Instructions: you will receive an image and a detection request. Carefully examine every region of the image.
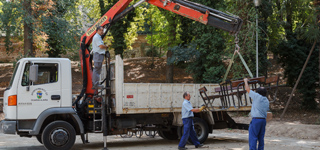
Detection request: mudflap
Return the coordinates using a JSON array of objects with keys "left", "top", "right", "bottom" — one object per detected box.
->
[{"left": 81, "top": 134, "right": 85, "bottom": 144}]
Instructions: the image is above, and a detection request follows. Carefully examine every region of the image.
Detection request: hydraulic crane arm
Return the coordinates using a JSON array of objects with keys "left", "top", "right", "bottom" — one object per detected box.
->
[
  {"left": 78, "top": 0, "right": 243, "bottom": 98},
  {"left": 148, "top": 0, "right": 242, "bottom": 34}
]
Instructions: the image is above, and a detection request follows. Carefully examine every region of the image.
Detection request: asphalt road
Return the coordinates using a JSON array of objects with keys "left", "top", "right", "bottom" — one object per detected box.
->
[{"left": 0, "top": 130, "right": 319, "bottom": 150}]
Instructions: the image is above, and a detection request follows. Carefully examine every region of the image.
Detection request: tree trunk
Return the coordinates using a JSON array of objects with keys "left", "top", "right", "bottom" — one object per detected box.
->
[
  {"left": 284, "top": 0, "right": 293, "bottom": 39},
  {"left": 23, "top": 0, "right": 33, "bottom": 57},
  {"left": 165, "top": 15, "right": 176, "bottom": 83},
  {"left": 166, "top": 50, "right": 174, "bottom": 83},
  {"left": 315, "top": 0, "right": 320, "bottom": 98}
]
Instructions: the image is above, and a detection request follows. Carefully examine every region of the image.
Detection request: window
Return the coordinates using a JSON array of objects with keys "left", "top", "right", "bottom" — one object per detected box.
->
[
  {"left": 8, "top": 62, "right": 20, "bottom": 88},
  {"left": 21, "top": 63, "right": 58, "bottom": 86}
]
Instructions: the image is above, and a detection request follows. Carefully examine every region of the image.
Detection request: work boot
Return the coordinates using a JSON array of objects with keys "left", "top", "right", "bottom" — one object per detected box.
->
[
  {"left": 178, "top": 147, "right": 187, "bottom": 150},
  {"left": 195, "top": 144, "right": 208, "bottom": 148}
]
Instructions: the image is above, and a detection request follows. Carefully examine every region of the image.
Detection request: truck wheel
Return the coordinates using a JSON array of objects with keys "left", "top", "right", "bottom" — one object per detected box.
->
[
  {"left": 178, "top": 117, "right": 209, "bottom": 144},
  {"left": 193, "top": 117, "right": 209, "bottom": 143},
  {"left": 36, "top": 135, "right": 42, "bottom": 144},
  {"left": 158, "top": 128, "right": 178, "bottom": 140},
  {"left": 42, "top": 121, "right": 76, "bottom": 150}
]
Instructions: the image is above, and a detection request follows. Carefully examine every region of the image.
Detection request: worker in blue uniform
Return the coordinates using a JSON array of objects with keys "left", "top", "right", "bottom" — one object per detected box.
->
[
  {"left": 178, "top": 92, "right": 207, "bottom": 150},
  {"left": 244, "top": 78, "right": 270, "bottom": 150}
]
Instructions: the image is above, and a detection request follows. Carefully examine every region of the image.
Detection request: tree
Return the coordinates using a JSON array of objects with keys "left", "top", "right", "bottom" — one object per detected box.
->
[
  {"left": 0, "top": 0, "right": 80, "bottom": 58},
  {"left": 257, "top": 0, "right": 273, "bottom": 77},
  {"left": 103, "top": 0, "right": 136, "bottom": 58},
  {"left": 23, "top": 0, "right": 33, "bottom": 56},
  {"left": 39, "top": 0, "right": 80, "bottom": 57},
  {"left": 168, "top": 0, "right": 227, "bottom": 83},
  {"left": 0, "top": 1, "right": 23, "bottom": 54},
  {"left": 225, "top": 0, "right": 257, "bottom": 79},
  {"left": 315, "top": 0, "right": 320, "bottom": 95},
  {"left": 271, "top": 0, "right": 319, "bottom": 109},
  {"left": 136, "top": 4, "right": 182, "bottom": 83},
  {"left": 159, "top": 10, "right": 179, "bottom": 83}
]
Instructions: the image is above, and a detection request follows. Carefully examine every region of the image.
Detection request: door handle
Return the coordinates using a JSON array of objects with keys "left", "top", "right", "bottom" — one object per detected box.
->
[{"left": 51, "top": 95, "right": 60, "bottom": 100}]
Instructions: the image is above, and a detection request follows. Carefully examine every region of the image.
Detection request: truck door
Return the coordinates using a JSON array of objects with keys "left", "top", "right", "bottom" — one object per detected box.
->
[{"left": 17, "top": 62, "right": 61, "bottom": 119}]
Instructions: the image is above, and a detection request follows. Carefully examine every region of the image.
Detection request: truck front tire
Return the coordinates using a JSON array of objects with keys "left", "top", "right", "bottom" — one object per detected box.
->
[{"left": 42, "top": 121, "right": 76, "bottom": 150}]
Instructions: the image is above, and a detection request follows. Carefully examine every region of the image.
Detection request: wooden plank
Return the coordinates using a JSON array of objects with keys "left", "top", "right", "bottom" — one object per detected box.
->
[
  {"left": 231, "top": 80, "right": 244, "bottom": 87},
  {"left": 265, "top": 76, "right": 279, "bottom": 84},
  {"left": 215, "top": 86, "right": 242, "bottom": 92}
]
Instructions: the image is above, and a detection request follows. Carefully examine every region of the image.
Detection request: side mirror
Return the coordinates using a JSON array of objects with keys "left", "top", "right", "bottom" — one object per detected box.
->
[{"left": 29, "top": 64, "right": 38, "bottom": 82}]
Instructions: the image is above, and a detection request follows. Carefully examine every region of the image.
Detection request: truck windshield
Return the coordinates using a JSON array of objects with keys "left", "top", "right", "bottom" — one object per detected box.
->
[{"left": 8, "top": 62, "right": 20, "bottom": 88}]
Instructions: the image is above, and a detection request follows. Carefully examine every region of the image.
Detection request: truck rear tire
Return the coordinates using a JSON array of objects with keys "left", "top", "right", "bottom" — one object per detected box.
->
[
  {"left": 178, "top": 117, "right": 209, "bottom": 144},
  {"left": 158, "top": 127, "right": 179, "bottom": 140},
  {"left": 42, "top": 121, "right": 76, "bottom": 150}
]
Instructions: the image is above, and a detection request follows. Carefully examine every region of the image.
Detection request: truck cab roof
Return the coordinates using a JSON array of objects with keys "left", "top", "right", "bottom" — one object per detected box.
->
[{"left": 18, "top": 58, "right": 70, "bottom": 63}]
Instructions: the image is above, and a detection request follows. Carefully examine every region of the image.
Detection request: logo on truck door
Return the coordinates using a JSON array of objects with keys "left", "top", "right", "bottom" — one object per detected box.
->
[
  {"left": 37, "top": 91, "right": 42, "bottom": 99},
  {"left": 31, "top": 88, "right": 48, "bottom": 101}
]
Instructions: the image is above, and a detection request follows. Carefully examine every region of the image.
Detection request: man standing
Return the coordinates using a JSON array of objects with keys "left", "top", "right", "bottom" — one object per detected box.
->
[
  {"left": 178, "top": 92, "right": 207, "bottom": 150},
  {"left": 244, "top": 78, "right": 269, "bottom": 150},
  {"left": 92, "top": 26, "right": 109, "bottom": 89}
]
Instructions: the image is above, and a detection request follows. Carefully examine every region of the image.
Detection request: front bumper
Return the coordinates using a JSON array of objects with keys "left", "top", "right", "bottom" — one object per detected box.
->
[{"left": 0, "top": 120, "right": 16, "bottom": 134}]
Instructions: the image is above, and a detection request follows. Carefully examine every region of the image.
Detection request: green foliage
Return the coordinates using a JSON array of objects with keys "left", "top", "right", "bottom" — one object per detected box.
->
[
  {"left": 225, "top": 0, "right": 257, "bottom": 79},
  {"left": 187, "top": 25, "right": 226, "bottom": 83},
  {"left": 167, "top": 44, "right": 199, "bottom": 64},
  {"left": 274, "top": 32, "right": 318, "bottom": 109},
  {"left": 103, "top": 0, "right": 136, "bottom": 58},
  {"left": 270, "top": 0, "right": 318, "bottom": 109},
  {"left": 0, "top": 1, "right": 23, "bottom": 53},
  {"left": 257, "top": 0, "right": 273, "bottom": 76},
  {"left": 168, "top": 0, "right": 227, "bottom": 83},
  {"left": 42, "top": 0, "right": 80, "bottom": 57},
  {"left": 145, "top": 47, "right": 159, "bottom": 57},
  {"left": 0, "top": 0, "right": 81, "bottom": 58}
]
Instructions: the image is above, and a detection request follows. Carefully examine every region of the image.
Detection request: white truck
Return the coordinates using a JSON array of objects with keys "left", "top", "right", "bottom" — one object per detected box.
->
[
  {"left": 0, "top": 55, "right": 250, "bottom": 150},
  {"left": 0, "top": 0, "right": 250, "bottom": 149}
]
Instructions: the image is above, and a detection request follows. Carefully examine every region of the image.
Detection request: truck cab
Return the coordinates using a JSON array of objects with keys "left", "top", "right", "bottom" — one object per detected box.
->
[{"left": 1, "top": 58, "right": 84, "bottom": 149}]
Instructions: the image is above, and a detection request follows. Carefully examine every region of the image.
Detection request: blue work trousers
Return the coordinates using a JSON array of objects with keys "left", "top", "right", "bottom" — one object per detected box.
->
[
  {"left": 249, "top": 118, "right": 266, "bottom": 150},
  {"left": 178, "top": 118, "right": 200, "bottom": 148}
]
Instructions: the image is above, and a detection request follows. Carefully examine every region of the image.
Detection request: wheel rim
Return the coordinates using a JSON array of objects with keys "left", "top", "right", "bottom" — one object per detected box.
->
[
  {"left": 50, "top": 128, "right": 69, "bottom": 146},
  {"left": 194, "top": 123, "right": 205, "bottom": 139}
]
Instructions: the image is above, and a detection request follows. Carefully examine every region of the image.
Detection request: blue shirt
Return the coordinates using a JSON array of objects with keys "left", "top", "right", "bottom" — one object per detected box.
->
[
  {"left": 249, "top": 90, "right": 269, "bottom": 118},
  {"left": 92, "top": 33, "right": 105, "bottom": 54},
  {"left": 181, "top": 99, "right": 194, "bottom": 119}
]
